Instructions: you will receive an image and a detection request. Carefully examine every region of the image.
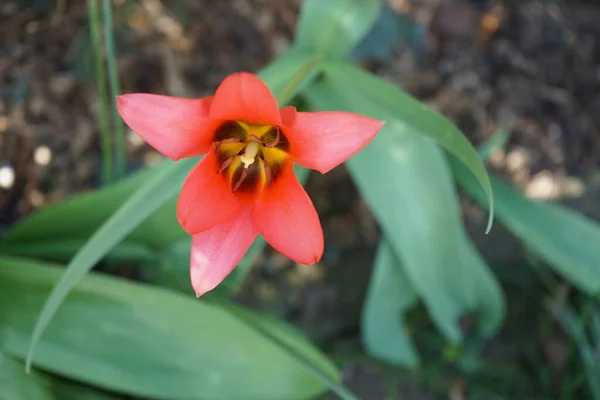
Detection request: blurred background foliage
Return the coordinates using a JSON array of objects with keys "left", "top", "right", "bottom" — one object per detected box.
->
[{"left": 1, "top": 0, "right": 600, "bottom": 399}]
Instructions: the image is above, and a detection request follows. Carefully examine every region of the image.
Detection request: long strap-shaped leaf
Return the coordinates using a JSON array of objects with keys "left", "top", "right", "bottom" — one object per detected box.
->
[
  {"left": 305, "top": 75, "right": 504, "bottom": 342},
  {"left": 323, "top": 61, "right": 495, "bottom": 233},
  {"left": 4, "top": 256, "right": 340, "bottom": 399},
  {"left": 361, "top": 239, "right": 420, "bottom": 367},
  {"left": 0, "top": 239, "right": 154, "bottom": 263},
  {"left": 25, "top": 157, "right": 196, "bottom": 370},
  {"left": 451, "top": 157, "right": 600, "bottom": 295}
]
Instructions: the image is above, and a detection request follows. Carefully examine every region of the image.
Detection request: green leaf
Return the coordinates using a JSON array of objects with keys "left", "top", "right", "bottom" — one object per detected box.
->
[
  {"left": 451, "top": 158, "right": 600, "bottom": 295},
  {"left": 0, "top": 256, "right": 340, "bottom": 400},
  {"left": 0, "top": 161, "right": 185, "bottom": 248},
  {"left": 133, "top": 196, "right": 184, "bottom": 246},
  {"left": 258, "top": 49, "right": 321, "bottom": 105},
  {"left": 1, "top": 164, "right": 152, "bottom": 243},
  {"left": 305, "top": 78, "right": 504, "bottom": 341},
  {"left": 0, "top": 353, "right": 52, "bottom": 400},
  {"left": 295, "top": 0, "right": 383, "bottom": 59},
  {"left": 218, "top": 303, "right": 358, "bottom": 400},
  {"left": 361, "top": 239, "right": 420, "bottom": 367},
  {"left": 0, "top": 239, "right": 154, "bottom": 263},
  {"left": 322, "top": 62, "right": 494, "bottom": 232},
  {"left": 25, "top": 157, "right": 196, "bottom": 370}
]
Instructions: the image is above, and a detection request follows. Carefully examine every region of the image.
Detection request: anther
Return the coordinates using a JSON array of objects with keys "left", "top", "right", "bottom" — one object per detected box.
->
[
  {"left": 217, "top": 155, "right": 236, "bottom": 174},
  {"left": 232, "top": 167, "right": 248, "bottom": 192},
  {"left": 247, "top": 134, "right": 262, "bottom": 142},
  {"left": 215, "top": 138, "right": 241, "bottom": 154},
  {"left": 265, "top": 126, "right": 280, "bottom": 148},
  {"left": 263, "top": 158, "right": 273, "bottom": 187}
]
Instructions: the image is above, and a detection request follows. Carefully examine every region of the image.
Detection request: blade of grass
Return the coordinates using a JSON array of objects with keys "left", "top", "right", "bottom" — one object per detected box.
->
[
  {"left": 102, "top": 0, "right": 126, "bottom": 179},
  {"left": 549, "top": 301, "right": 600, "bottom": 400},
  {"left": 477, "top": 127, "right": 511, "bottom": 161},
  {"left": 87, "top": 0, "right": 112, "bottom": 184}
]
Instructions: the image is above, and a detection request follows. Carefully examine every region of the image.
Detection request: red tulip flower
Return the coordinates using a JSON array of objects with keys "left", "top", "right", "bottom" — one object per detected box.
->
[{"left": 117, "top": 72, "right": 384, "bottom": 296}]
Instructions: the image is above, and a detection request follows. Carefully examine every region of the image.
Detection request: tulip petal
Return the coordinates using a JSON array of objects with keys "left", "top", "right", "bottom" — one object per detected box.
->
[
  {"left": 252, "top": 162, "right": 324, "bottom": 265},
  {"left": 282, "top": 106, "right": 385, "bottom": 174},
  {"left": 209, "top": 72, "right": 282, "bottom": 126},
  {"left": 117, "top": 94, "right": 217, "bottom": 160},
  {"left": 177, "top": 147, "right": 240, "bottom": 234},
  {"left": 190, "top": 210, "right": 258, "bottom": 297}
]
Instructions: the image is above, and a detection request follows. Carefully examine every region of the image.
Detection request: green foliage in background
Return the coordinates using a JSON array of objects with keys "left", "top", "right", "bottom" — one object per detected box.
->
[
  {"left": 452, "top": 158, "right": 600, "bottom": 295},
  {"left": 304, "top": 72, "right": 503, "bottom": 364},
  {"left": 0, "top": 256, "right": 338, "bottom": 399}
]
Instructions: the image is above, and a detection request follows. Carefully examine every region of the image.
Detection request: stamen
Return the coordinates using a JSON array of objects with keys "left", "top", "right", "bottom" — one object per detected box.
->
[
  {"left": 265, "top": 126, "right": 280, "bottom": 148},
  {"left": 232, "top": 167, "right": 248, "bottom": 192},
  {"left": 263, "top": 158, "right": 272, "bottom": 187},
  {"left": 240, "top": 141, "right": 260, "bottom": 168},
  {"left": 247, "top": 134, "right": 262, "bottom": 142},
  {"left": 217, "top": 155, "right": 236, "bottom": 174},
  {"left": 215, "top": 137, "right": 241, "bottom": 154}
]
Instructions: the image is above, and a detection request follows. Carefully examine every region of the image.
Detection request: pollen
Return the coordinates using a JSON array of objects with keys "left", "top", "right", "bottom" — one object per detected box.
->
[{"left": 240, "top": 141, "right": 260, "bottom": 169}]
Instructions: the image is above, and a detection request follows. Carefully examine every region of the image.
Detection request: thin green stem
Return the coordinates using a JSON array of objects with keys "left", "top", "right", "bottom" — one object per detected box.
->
[
  {"left": 102, "top": 0, "right": 126, "bottom": 179},
  {"left": 87, "top": 0, "right": 112, "bottom": 184}
]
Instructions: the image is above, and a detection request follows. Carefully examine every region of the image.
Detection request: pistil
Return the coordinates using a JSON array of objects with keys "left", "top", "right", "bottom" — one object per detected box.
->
[{"left": 240, "top": 141, "right": 260, "bottom": 169}]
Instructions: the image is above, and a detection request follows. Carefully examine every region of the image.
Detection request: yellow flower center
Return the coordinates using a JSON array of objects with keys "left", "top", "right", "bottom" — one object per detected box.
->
[{"left": 213, "top": 121, "right": 290, "bottom": 193}]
